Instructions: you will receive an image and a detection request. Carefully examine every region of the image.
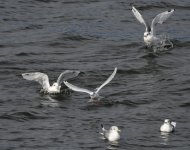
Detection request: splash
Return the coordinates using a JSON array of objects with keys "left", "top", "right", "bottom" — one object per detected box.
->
[{"left": 151, "top": 34, "right": 173, "bottom": 53}]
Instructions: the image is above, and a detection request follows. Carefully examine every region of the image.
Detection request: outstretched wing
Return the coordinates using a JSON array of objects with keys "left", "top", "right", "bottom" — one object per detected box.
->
[
  {"left": 64, "top": 81, "right": 93, "bottom": 95},
  {"left": 22, "top": 72, "right": 50, "bottom": 90},
  {"left": 132, "top": 6, "right": 150, "bottom": 32},
  {"left": 151, "top": 9, "right": 174, "bottom": 35},
  {"left": 95, "top": 67, "right": 117, "bottom": 94},
  {"left": 57, "top": 70, "right": 80, "bottom": 86}
]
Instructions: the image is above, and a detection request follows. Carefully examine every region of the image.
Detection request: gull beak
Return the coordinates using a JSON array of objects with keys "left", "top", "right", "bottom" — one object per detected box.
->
[{"left": 118, "top": 129, "right": 121, "bottom": 132}]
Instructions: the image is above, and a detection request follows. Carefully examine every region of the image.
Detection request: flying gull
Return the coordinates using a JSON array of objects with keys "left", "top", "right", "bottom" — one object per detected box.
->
[
  {"left": 132, "top": 6, "right": 174, "bottom": 46},
  {"left": 64, "top": 67, "right": 117, "bottom": 101}
]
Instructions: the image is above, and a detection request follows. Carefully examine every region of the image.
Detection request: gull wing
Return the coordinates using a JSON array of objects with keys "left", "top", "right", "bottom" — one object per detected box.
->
[
  {"left": 151, "top": 9, "right": 174, "bottom": 35},
  {"left": 57, "top": 70, "right": 80, "bottom": 86},
  {"left": 64, "top": 81, "right": 93, "bottom": 95},
  {"left": 22, "top": 72, "right": 50, "bottom": 90},
  {"left": 171, "top": 122, "right": 176, "bottom": 128},
  {"left": 95, "top": 67, "right": 117, "bottom": 94},
  {"left": 101, "top": 124, "right": 109, "bottom": 139},
  {"left": 132, "top": 6, "right": 150, "bottom": 32}
]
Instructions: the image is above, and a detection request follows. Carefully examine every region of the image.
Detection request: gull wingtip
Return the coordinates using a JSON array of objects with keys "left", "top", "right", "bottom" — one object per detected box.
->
[
  {"left": 101, "top": 124, "right": 104, "bottom": 129},
  {"left": 168, "top": 9, "right": 175, "bottom": 13}
]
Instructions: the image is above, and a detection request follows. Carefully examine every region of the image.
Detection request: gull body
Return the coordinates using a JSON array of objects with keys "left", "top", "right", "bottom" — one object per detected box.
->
[
  {"left": 132, "top": 6, "right": 174, "bottom": 46},
  {"left": 160, "top": 119, "right": 176, "bottom": 133},
  {"left": 144, "top": 32, "right": 159, "bottom": 46},
  {"left": 22, "top": 70, "right": 80, "bottom": 94},
  {"left": 101, "top": 124, "right": 121, "bottom": 142},
  {"left": 64, "top": 67, "right": 117, "bottom": 101}
]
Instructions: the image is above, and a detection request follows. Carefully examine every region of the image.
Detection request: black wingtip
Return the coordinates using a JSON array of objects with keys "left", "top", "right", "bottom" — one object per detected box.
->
[
  {"left": 101, "top": 124, "right": 104, "bottom": 128},
  {"left": 168, "top": 9, "right": 175, "bottom": 12}
]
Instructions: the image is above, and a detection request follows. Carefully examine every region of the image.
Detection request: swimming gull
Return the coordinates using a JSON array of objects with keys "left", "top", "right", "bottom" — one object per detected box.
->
[
  {"left": 100, "top": 124, "right": 121, "bottom": 142},
  {"left": 160, "top": 119, "right": 176, "bottom": 133}
]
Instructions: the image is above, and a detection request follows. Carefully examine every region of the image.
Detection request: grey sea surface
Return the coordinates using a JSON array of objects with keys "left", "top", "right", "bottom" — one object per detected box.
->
[{"left": 0, "top": 0, "right": 190, "bottom": 150}]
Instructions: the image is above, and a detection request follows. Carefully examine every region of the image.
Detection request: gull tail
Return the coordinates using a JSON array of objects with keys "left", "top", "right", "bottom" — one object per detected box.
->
[{"left": 171, "top": 122, "right": 176, "bottom": 128}]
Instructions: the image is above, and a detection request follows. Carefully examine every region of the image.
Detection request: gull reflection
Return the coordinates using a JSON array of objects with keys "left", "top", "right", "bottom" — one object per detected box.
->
[
  {"left": 160, "top": 132, "right": 170, "bottom": 145},
  {"left": 107, "top": 141, "right": 119, "bottom": 150},
  {"left": 41, "top": 95, "right": 59, "bottom": 107}
]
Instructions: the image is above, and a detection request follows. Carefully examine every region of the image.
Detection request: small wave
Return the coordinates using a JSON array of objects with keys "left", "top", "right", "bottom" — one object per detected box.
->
[
  {"left": 34, "top": 0, "right": 57, "bottom": 3},
  {"left": 48, "top": 42, "right": 76, "bottom": 48},
  {"left": 61, "top": 35, "right": 91, "bottom": 41},
  {"left": 48, "top": 34, "right": 91, "bottom": 48},
  {"left": 141, "top": 52, "right": 159, "bottom": 59},
  {"left": 61, "top": 0, "right": 100, "bottom": 5},
  {"left": 0, "top": 111, "right": 47, "bottom": 122},
  {"left": 15, "top": 52, "right": 37, "bottom": 56},
  {"left": 0, "top": 60, "right": 14, "bottom": 66},
  {"left": 3, "top": 24, "right": 43, "bottom": 33},
  {"left": 21, "top": 24, "right": 43, "bottom": 30},
  {"left": 114, "top": 100, "right": 139, "bottom": 107},
  {"left": 180, "top": 102, "right": 190, "bottom": 108},
  {"left": 172, "top": 40, "right": 190, "bottom": 48}
]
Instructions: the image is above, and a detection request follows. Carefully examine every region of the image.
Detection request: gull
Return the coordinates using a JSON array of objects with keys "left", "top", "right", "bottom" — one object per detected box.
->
[
  {"left": 64, "top": 67, "right": 117, "bottom": 101},
  {"left": 160, "top": 119, "right": 176, "bottom": 133},
  {"left": 132, "top": 6, "right": 174, "bottom": 46},
  {"left": 22, "top": 70, "right": 80, "bottom": 94},
  {"left": 100, "top": 124, "right": 121, "bottom": 142}
]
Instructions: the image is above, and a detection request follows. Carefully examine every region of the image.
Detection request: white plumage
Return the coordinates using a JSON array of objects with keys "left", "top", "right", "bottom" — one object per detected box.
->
[
  {"left": 132, "top": 6, "right": 174, "bottom": 46},
  {"left": 160, "top": 119, "right": 176, "bottom": 133},
  {"left": 64, "top": 67, "right": 117, "bottom": 100},
  {"left": 100, "top": 124, "right": 121, "bottom": 142},
  {"left": 22, "top": 70, "right": 80, "bottom": 94}
]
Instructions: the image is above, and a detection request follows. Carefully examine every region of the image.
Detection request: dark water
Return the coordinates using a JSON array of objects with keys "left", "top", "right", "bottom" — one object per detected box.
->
[{"left": 0, "top": 0, "right": 190, "bottom": 149}]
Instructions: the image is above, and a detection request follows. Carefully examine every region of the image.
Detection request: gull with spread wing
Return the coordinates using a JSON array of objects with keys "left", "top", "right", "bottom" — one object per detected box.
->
[
  {"left": 132, "top": 6, "right": 174, "bottom": 46},
  {"left": 64, "top": 67, "right": 117, "bottom": 101},
  {"left": 22, "top": 70, "right": 80, "bottom": 94}
]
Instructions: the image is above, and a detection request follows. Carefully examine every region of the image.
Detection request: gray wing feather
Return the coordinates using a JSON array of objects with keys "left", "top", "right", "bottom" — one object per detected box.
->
[
  {"left": 151, "top": 9, "right": 174, "bottom": 35},
  {"left": 132, "top": 6, "right": 150, "bottom": 31},
  {"left": 102, "top": 129, "right": 109, "bottom": 139},
  {"left": 95, "top": 67, "right": 117, "bottom": 94},
  {"left": 64, "top": 81, "right": 93, "bottom": 95},
  {"left": 22, "top": 72, "right": 50, "bottom": 90},
  {"left": 57, "top": 70, "right": 80, "bottom": 86},
  {"left": 101, "top": 125, "right": 109, "bottom": 139}
]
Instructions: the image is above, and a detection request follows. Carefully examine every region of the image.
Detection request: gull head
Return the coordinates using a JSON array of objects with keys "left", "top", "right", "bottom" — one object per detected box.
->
[
  {"left": 164, "top": 119, "right": 171, "bottom": 124},
  {"left": 52, "top": 82, "right": 59, "bottom": 88},
  {"left": 110, "top": 126, "right": 121, "bottom": 133},
  {"left": 90, "top": 92, "right": 100, "bottom": 100},
  {"left": 144, "top": 31, "right": 151, "bottom": 37},
  {"left": 50, "top": 82, "right": 61, "bottom": 92}
]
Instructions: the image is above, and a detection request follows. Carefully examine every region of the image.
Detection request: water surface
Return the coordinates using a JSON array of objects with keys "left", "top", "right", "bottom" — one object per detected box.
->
[{"left": 0, "top": 0, "right": 190, "bottom": 149}]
